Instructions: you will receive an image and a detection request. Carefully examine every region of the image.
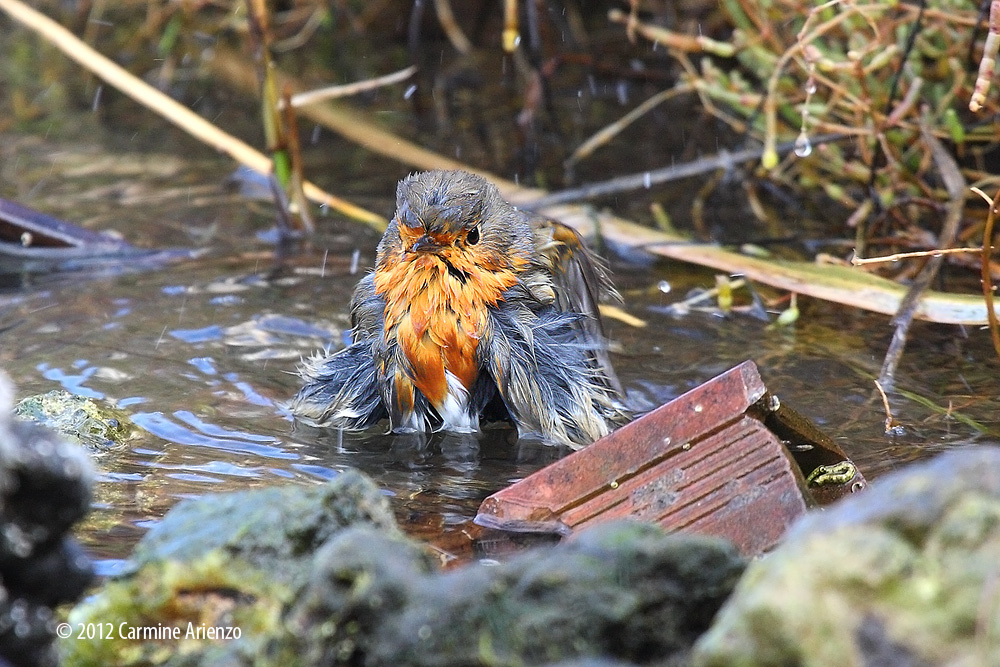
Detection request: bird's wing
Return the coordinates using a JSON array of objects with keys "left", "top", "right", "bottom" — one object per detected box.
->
[
  {"left": 529, "top": 216, "right": 624, "bottom": 395},
  {"left": 485, "top": 307, "right": 627, "bottom": 448}
]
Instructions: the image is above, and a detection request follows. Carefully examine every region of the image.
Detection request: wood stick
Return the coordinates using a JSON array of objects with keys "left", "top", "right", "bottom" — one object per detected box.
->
[{"left": 877, "top": 117, "right": 967, "bottom": 389}]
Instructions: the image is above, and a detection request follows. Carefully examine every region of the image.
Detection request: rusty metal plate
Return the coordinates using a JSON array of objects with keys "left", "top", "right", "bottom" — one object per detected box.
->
[{"left": 476, "top": 360, "right": 861, "bottom": 556}]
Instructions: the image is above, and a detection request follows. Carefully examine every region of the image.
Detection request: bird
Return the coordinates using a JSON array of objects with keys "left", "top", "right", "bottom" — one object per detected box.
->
[{"left": 290, "top": 169, "right": 628, "bottom": 448}]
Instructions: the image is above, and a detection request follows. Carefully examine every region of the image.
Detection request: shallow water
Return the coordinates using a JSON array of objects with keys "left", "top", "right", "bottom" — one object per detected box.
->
[{"left": 3, "top": 115, "right": 1000, "bottom": 575}]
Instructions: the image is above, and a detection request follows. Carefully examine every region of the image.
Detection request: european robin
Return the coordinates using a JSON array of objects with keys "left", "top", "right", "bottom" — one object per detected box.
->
[{"left": 291, "top": 170, "right": 628, "bottom": 447}]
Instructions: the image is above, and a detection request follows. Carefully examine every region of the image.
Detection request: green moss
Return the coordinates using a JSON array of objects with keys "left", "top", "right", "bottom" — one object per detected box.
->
[
  {"left": 15, "top": 390, "right": 135, "bottom": 453},
  {"left": 61, "top": 552, "right": 286, "bottom": 666}
]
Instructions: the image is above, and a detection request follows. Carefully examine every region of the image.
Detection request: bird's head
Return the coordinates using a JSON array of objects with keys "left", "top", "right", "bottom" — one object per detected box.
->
[{"left": 377, "top": 170, "right": 533, "bottom": 279}]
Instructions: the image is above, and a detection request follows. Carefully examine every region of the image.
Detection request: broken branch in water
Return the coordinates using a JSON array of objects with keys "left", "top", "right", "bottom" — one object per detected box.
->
[
  {"left": 873, "top": 380, "right": 902, "bottom": 435},
  {"left": 877, "top": 117, "right": 967, "bottom": 390}
]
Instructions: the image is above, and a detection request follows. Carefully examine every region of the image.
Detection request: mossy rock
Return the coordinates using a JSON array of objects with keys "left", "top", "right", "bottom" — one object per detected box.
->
[
  {"left": 693, "top": 446, "right": 1000, "bottom": 667},
  {"left": 60, "top": 469, "right": 403, "bottom": 666},
  {"left": 15, "top": 390, "right": 134, "bottom": 453}
]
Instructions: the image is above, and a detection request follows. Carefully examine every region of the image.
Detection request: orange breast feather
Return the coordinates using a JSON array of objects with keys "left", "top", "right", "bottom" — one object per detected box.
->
[{"left": 375, "top": 252, "right": 522, "bottom": 411}]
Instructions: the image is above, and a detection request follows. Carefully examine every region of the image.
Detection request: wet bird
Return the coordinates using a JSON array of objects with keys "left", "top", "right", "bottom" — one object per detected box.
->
[{"left": 290, "top": 170, "right": 628, "bottom": 447}]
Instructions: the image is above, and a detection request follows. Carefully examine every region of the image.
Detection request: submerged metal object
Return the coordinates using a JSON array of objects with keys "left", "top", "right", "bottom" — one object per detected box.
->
[
  {"left": 0, "top": 197, "right": 192, "bottom": 273},
  {"left": 476, "top": 360, "right": 866, "bottom": 556}
]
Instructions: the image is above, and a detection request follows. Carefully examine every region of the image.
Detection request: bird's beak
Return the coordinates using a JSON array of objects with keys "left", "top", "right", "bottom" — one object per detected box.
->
[{"left": 409, "top": 235, "right": 440, "bottom": 253}]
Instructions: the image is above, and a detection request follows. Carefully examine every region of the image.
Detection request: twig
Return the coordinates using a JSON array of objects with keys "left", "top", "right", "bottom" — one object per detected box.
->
[
  {"left": 851, "top": 246, "right": 984, "bottom": 265},
  {"left": 877, "top": 115, "right": 967, "bottom": 389},
  {"left": 565, "top": 84, "right": 695, "bottom": 169},
  {"left": 971, "top": 186, "right": 1000, "bottom": 361},
  {"left": 666, "top": 278, "right": 747, "bottom": 315},
  {"left": 970, "top": 0, "right": 1000, "bottom": 111},
  {"left": 0, "top": 0, "right": 384, "bottom": 230},
  {"left": 528, "top": 133, "right": 847, "bottom": 209},
  {"left": 288, "top": 66, "right": 418, "bottom": 108},
  {"left": 873, "top": 379, "right": 901, "bottom": 434},
  {"left": 432, "top": 0, "right": 472, "bottom": 54},
  {"left": 282, "top": 84, "right": 315, "bottom": 234},
  {"left": 607, "top": 8, "right": 735, "bottom": 57}
]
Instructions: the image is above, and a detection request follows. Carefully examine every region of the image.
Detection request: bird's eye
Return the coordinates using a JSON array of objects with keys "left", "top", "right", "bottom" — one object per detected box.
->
[{"left": 467, "top": 225, "right": 480, "bottom": 245}]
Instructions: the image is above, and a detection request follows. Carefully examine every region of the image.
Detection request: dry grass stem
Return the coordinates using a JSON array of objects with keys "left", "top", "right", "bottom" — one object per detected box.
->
[{"left": 288, "top": 66, "right": 417, "bottom": 108}]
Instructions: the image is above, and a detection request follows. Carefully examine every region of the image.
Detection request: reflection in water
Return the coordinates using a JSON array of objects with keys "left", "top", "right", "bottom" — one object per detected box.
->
[
  {"left": 37, "top": 361, "right": 104, "bottom": 399},
  {"left": 130, "top": 411, "right": 295, "bottom": 459}
]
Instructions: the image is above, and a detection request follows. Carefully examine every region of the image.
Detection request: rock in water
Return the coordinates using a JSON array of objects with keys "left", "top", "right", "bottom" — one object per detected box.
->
[
  {"left": 283, "top": 521, "right": 745, "bottom": 666},
  {"left": 62, "top": 469, "right": 410, "bottom": 666},
  {"left": 15, "top": 390, "right": 134, "bottom": 454},
  {"left": 0, "top": 372, "right": 95, "bottom": 667},
  {"left": 693, "top": 446, "right": 1000, "bottom": 667},
  {"left": 66, "top": 465, "right": 745, "bottom": 666}
]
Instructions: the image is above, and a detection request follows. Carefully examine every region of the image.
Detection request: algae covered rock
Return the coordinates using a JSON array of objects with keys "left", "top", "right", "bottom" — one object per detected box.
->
[
  {"left": 15, "top": 389, "right": 134, "bottom": 453},
  {"left": 0, "top": 373, "right": 95, "bottom": 667},
  {"left": 693, "top": 446, "right": 1000, "bottom": 667},
  {"left": 61, "top": 469, "right": 402, "bottom": 666},
  {"left": 282, "top": 520, "right": 745, "bottom": 667},
  {"left": 63, "top": 464, "right": 745, "bottom": 667}
]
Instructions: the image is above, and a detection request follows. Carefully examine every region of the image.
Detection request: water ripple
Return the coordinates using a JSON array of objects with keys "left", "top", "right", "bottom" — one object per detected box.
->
[{"left": 131, "top": 411, "right": 297, "bottom": 459}]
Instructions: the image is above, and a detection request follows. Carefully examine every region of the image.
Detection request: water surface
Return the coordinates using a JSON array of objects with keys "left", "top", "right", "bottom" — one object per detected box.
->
[{"left": 2, "top": 126, "right": 998, "bottom": 574}]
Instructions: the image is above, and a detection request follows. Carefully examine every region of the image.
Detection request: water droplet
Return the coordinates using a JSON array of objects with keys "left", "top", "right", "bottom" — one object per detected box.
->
[
  {"left": 805, "top": 78, "right": 817, "bottom": 95},
  {"left": 657, "top": 280, "right": 671, "bottom": 294},
  {"left": 794, "top": 131, "right": 812, "bottom": 157}
]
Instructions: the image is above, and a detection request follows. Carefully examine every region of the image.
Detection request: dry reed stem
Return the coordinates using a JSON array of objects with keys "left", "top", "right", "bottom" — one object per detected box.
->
[
  {"left": 851, "top": 247, "right": 984, "bottom": 266},
  {"left": 433, "top": 0, "right": 472, "bottom": 54},
  {"left": 565, "top": 84, "right": 695, "bottom": 168},
  {"left": 288, "top": 66, "right": 417, "bottom": 108}
]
